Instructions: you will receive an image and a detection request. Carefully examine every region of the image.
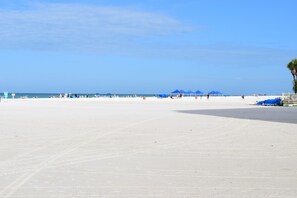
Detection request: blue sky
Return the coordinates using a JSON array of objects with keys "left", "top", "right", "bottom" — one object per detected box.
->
[{"left": 0, "top": 0, "right": 296, "bottom": 94}]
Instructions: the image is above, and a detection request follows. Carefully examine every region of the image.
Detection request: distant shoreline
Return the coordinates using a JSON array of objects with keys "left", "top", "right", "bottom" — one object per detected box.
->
[{"left": 0, "top": 93, "right": 282, "bottom": 99}]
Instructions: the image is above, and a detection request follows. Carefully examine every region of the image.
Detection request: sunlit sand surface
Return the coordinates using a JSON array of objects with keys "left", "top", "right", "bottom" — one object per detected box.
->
[{"left": 0, "top": 97, "right": 296, "bottom": 197}]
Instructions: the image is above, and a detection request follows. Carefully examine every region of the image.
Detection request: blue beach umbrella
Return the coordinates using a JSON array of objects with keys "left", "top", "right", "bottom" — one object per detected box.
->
[
  {"left": 185, "top": 90, "right": 195, "bottom": 95},
  {"left": 208, "top": 91, "right": 222, "bottom": 95},
  {"left": 195, "top": 90, "right": 203, "bottom": 95},
  {"left": 179, "top": 90, "right": 186, "bottom": 94},
  {"left": 171, "top": 89, "right": 181, "bottom": 94}
]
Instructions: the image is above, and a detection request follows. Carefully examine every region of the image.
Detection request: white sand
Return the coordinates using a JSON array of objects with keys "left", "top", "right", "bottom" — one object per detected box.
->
[{"left": 0, "top": 96, "right": 296, "bottom": 198}]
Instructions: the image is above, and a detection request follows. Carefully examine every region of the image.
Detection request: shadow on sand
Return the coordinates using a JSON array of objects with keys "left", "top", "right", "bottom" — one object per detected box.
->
[{"left": 178, "top": 107, "right": 297, "bottom": 124}]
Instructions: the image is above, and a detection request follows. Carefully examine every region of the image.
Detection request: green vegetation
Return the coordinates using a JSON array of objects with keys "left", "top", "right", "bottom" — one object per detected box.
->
[{"left": 287, "top": 59, "right": 297, "bottom": 93}]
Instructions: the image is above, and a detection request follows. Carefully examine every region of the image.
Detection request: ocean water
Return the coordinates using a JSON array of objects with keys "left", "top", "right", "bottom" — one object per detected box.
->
[{"left": 0, "top": 93, "right": 157, "bottom": 99}]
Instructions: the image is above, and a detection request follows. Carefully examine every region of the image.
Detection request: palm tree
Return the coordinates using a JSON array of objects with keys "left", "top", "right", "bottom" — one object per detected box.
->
[{"left": 287, "top": 59, "right": 297, "bottom": 93}]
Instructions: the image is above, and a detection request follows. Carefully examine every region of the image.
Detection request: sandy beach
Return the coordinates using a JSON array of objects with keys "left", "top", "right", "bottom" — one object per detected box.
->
[{"left": 0, "top": 96, "right": 296, "bottom": 198}]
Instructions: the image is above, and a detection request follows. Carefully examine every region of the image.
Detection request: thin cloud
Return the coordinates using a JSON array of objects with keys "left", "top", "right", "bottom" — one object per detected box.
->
[
  {"left": 0, "top": 3, "right": 191, "bottom": 51},
  {"left": 0, "top": 2, "right": 294, "bottom": 65}
]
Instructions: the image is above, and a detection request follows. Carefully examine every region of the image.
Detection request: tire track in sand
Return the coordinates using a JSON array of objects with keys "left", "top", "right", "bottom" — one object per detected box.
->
[{"left": 0, "top": 116, "right": 162, "bottom": 198}]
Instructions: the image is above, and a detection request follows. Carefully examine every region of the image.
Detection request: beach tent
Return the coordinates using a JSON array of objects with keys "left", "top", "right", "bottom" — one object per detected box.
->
[
  {"left": 208, "top": 91, "right": 222, "bottom": 95},
  {"left": 171, "top": 89, "right": 181, "bottom": 94},
  {"left": 195, "top": 90, "right": 204, "bottom": 95}
]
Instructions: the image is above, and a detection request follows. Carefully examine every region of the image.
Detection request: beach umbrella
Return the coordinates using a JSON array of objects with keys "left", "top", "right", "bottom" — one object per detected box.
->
[
  {"left": 185, "top": 90, "right": 195, "bottom": 96},
  {"left": 179, "top": 90, "right": 186, "bottom": 94},
  {"left": 195, "top": 90, "right": 203, "bottom": 95},
  {"left": 171, "top": 89, "right": 181, "bottom": 94},
  {"left": 208, "top": 91, "right": 222, "bottom": 95}
]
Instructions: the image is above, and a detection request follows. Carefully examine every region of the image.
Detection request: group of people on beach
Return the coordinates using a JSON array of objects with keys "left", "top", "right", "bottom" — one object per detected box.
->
[
  {"left": 168, "top": 94, "right": 245, "bottom": 100},
  {"left": 170, "top": 94, "right": 183, "bottom": 99}
]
